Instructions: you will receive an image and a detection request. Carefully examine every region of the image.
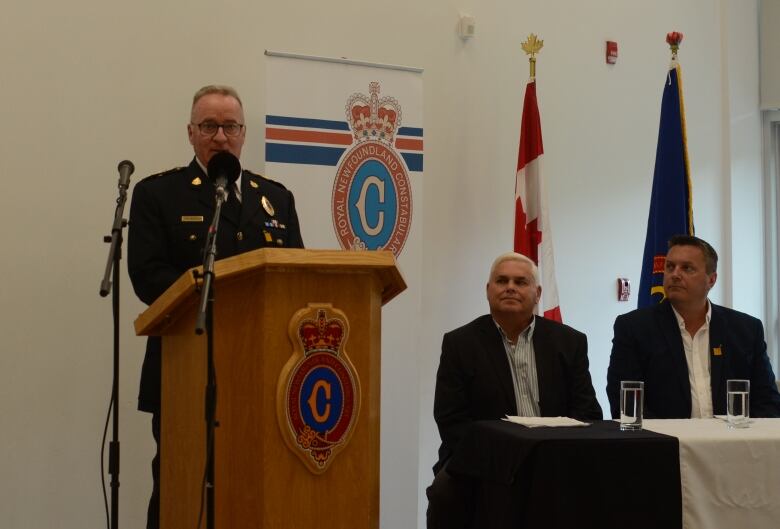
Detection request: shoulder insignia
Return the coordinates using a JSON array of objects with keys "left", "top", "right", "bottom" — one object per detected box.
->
[
  {"left": 245, "top": 169, "right": 289, "bottom": 191},
  {"left": 142, "top": 166, "right": 186, "bottom": 182}
]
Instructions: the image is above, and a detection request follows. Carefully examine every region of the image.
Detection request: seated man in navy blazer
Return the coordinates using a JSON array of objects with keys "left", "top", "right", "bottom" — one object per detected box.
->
[
  {"left": 607, "top": 235, "right": 780, "bottom": 419},
  {"left": 427, "top": 252, "right": 603, "bottom": 529}
]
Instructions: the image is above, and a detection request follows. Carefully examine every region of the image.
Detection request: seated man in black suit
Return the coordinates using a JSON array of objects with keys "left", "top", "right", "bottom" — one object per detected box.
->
[
  {"left": 426, "top": 252, "right": 603, "bottom": 529},
  {"left": 607, "top": 235, "right": 780, "bottom": 419}
]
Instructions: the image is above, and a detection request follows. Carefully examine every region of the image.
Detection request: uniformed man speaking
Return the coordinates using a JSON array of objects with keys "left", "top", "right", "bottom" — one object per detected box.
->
[{"left": 127, "top": 85, "right": 304, "bottom": 529}]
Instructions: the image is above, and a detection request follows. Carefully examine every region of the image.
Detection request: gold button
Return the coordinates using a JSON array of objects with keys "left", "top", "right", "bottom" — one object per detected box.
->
[
  {"left": 189, "top": 234, "right": 197, "bottom": 241},
  {"left": 237, "top": 231, "right": 244, "bottom": 241}
]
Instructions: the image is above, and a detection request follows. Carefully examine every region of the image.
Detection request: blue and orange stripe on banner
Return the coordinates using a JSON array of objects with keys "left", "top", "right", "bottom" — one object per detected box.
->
[{"left": 265, "top": 115, "right": 424, "bottom": 171}]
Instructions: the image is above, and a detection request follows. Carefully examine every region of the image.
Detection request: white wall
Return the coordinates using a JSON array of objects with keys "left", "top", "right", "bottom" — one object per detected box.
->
[{"left": 0, "top": 1, "right": 766, "bottom": 528}]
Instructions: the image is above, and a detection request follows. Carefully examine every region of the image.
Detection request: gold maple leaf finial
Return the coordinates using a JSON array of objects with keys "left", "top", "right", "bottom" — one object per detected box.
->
[
  {"left": 522, "top": 34, "right": 544, "bottom": 56},
  {"left": 522, "top": 34, "right": 544, "bottom": 79}
]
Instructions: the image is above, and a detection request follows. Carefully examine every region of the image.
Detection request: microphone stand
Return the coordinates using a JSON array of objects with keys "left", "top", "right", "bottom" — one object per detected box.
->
[
  {"left": 194, "top": 184, "right": 228, "bottom": 529},
  {"left": 99, "top": 166, "right": 132, "bottom": 529}
]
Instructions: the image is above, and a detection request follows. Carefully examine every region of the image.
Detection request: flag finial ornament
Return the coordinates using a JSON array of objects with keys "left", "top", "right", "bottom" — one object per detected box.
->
[
  {"left": 666, "top": 31, "right": 684, "bottom": 60},
  {"left": 522, "top": 34, "right": 544, "bottom": 79}
]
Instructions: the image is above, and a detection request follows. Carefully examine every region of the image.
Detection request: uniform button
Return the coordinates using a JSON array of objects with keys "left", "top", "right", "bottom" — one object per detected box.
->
[
  {"left": 237, "top": 231, "right": 244, "bottom": 241},
  {"left": 189, "top": 234, "right": 197, "bottom": 241}
]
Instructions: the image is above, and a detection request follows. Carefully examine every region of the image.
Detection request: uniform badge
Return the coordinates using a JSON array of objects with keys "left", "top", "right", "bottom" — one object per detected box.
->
[
  {"left": 262, "top": 196, "right": 275, "bottom": 217},
  {"left": 713, "top": 346, "right": 723, "bottom": 356},
  {"left": 250, "top": 180, "right": 259, "bottom": 189},
  {"left": 191, "top": 177, "right": 202, "bottom": 186},
  {"left": 276, "top": 305, "right": 361, "bottom": 474},
  {"left": 181, "top": 215, "right": 204, "bottom": 222}
]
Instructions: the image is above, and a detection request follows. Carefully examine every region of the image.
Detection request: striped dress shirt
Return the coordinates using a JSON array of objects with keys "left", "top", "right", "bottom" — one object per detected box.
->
[{"left": 496, "top": 318, "right": 540, "bottom": 417}]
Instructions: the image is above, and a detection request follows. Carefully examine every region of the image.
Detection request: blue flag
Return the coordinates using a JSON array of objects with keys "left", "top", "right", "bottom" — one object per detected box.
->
[{"left": 638, "top": 63, "right": 694, "bottom": 308}]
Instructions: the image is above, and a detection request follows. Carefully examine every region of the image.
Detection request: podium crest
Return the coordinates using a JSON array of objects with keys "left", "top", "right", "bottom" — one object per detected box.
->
[{"left": 277, "top": 304, "right": 361, "bottom": 474}]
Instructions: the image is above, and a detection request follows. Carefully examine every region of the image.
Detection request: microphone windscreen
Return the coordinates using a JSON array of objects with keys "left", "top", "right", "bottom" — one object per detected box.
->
[
  {"left": 207, "top": 152, "right": 241, "bottom": 184},
  {"left": 117, "top": 160, "right": 135, "bottom": 176}
]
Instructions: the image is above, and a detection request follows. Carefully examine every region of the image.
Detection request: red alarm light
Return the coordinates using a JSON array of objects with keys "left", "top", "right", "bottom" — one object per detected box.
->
[{"left": 606, "top": 41, "right": 618, "bottom": 64}]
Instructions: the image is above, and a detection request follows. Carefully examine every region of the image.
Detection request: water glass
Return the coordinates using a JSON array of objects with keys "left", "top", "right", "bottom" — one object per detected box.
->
[
  {"left": 726, "top": 379, "right": 750, "bottom": 428},
  {"left": 620, "top": 380, "right": 644, "bottom": 431}
]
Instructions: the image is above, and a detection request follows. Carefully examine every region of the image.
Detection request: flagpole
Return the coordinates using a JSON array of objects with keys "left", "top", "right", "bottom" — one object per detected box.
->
[
  {"left": 521, "top": 34, "right": 544, "bottom": 80},
  {"left": 665, "top": 31, "right": 693, "bottom": 235}
]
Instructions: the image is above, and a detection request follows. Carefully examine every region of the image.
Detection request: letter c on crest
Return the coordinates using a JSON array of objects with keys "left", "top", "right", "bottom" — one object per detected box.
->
[
  {"left": 306, "top": 380, "right": 332, "bottom": 423},
  {"left": 355, "top": 175, "right": 385, "bottom": 236}
]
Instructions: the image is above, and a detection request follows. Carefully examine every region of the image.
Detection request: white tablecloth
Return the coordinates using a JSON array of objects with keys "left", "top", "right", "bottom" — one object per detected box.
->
[{"left": 643, "top": 418, "right": 780, "bottom": 529}]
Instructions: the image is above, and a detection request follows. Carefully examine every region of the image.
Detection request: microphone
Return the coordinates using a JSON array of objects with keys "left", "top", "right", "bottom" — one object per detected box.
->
[
  {"left": 117, "top": 160, "right": 135, "bottom": 189},
  {"left": 206, "top": 151, "right": 241, "bottom": 202}
]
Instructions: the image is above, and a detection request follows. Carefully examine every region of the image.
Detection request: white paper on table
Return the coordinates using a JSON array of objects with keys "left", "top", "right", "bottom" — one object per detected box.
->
[{"left": 502, "top": 416, "right": 590, "bottom": 427}]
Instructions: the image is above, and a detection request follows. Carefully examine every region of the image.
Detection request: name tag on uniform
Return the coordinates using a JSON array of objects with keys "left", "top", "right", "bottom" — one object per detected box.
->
[{"left": 181, "top": 215, "right": 204, "bottom": 222}]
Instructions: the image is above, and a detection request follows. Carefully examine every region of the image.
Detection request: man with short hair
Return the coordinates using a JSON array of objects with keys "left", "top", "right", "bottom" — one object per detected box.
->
[
  {"left": 427, "top": 252, "right": 602, "bottom": 529},
  {"left": 128, "top": 85, "right": 304, "bottom": 529},
  {"left": 607, "top": 235, "right": 780, "bottom": 419}
]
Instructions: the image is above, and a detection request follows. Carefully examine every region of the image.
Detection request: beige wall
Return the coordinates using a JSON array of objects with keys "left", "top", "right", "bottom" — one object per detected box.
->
[{"left": 0, "top": 1, "right": 767, "bottom": 528}]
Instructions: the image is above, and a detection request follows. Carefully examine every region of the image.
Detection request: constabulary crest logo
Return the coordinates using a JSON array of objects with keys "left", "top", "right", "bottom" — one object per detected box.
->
[
  {"left": 276, "top": 304, "right": 361, "bottom": 474},
  {"left": 332, "top": 82, "right": 413, "bottom": 256}
]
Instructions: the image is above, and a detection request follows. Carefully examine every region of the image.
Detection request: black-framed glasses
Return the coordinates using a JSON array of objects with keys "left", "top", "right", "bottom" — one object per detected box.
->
[{"left": 193, "top": 121, "right": 245, "bottom": 137}]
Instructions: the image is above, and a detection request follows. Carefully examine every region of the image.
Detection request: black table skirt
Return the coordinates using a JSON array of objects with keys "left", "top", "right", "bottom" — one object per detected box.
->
[{"left": 446, "top": 420, "right": 682, "bottom": 529}]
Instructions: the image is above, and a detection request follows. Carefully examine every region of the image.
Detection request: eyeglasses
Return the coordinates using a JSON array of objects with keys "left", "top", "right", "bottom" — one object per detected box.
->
[{"left": 193, "top": 121, "right": 245, "bottom": 137}]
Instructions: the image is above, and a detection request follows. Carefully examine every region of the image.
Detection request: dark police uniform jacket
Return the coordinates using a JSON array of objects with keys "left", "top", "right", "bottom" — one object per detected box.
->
[{"left": 128, "top": 158, "right": 304, "bottom": 413}]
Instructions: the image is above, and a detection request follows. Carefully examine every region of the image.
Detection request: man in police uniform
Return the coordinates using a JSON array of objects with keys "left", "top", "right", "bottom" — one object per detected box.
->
[{"left": 128, "top": 85, "right": 304, "bottom": 529}]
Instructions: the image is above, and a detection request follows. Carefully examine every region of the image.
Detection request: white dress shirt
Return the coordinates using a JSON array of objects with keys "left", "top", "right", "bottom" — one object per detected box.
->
[{"left": 671, "top": 302, "right": 713, "bottom": 418}]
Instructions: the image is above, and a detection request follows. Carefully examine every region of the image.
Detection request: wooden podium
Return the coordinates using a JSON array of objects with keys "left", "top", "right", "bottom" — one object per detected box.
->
[{"left": 135, "top": 248, "right": 406, "bottom": 529}]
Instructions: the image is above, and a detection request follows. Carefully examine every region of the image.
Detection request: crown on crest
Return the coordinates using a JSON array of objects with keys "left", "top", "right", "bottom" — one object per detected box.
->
[
  {"left": 298, "top": 309, "right": 344, "bottom": 353},
  {"left": 345, "top": 82, "right": 402, "bottom": 145}
]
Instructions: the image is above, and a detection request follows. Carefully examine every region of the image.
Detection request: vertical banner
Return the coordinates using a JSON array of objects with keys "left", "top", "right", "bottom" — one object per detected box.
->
[
  {"left": 265, "top": 52, "right": 423, "bottom": 257},
  {"left": 264, "top": 51, "right": 423, "bottom": 526},
  {"left": 638, "top": 43, "right": 694, "bottom": 309}
]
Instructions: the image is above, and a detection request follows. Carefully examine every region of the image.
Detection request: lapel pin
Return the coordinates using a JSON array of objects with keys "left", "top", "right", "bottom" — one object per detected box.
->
[
  {"left": 261, "top": 196, "right": 275, "bottom": 217},
  {"left": 250, "top": 180, "right": 259, "bottom": 189},
  {"left": 713, "top": 346, "right": 723, "bottom": 356},
  {"left": 191, "top": 177, "right": 202, "bottom": 186}
]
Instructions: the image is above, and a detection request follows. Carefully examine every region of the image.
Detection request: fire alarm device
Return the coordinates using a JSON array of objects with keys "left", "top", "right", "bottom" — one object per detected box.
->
[
  {"left": 606, "top": 41, "right": 618, "bottom": 64},
  {"left": 617, "top": 278, "right": 630, "bottom": 301},
  {"left": 459, "top": 15, "right": 476, "bottom": 39}
]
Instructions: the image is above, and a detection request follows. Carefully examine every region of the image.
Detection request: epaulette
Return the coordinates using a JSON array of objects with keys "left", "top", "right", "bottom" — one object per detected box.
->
[
  {"left": 145, "top": 166, "right": 186, "bottom": 181},
  {"left": 245, "top": 169, "right": 289, "bottom": 191}
]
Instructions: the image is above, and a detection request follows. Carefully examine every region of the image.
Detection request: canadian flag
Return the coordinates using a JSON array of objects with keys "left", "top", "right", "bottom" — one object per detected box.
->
[{"left": 514, "top": 80, "right": 562, "bottom": 322}]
